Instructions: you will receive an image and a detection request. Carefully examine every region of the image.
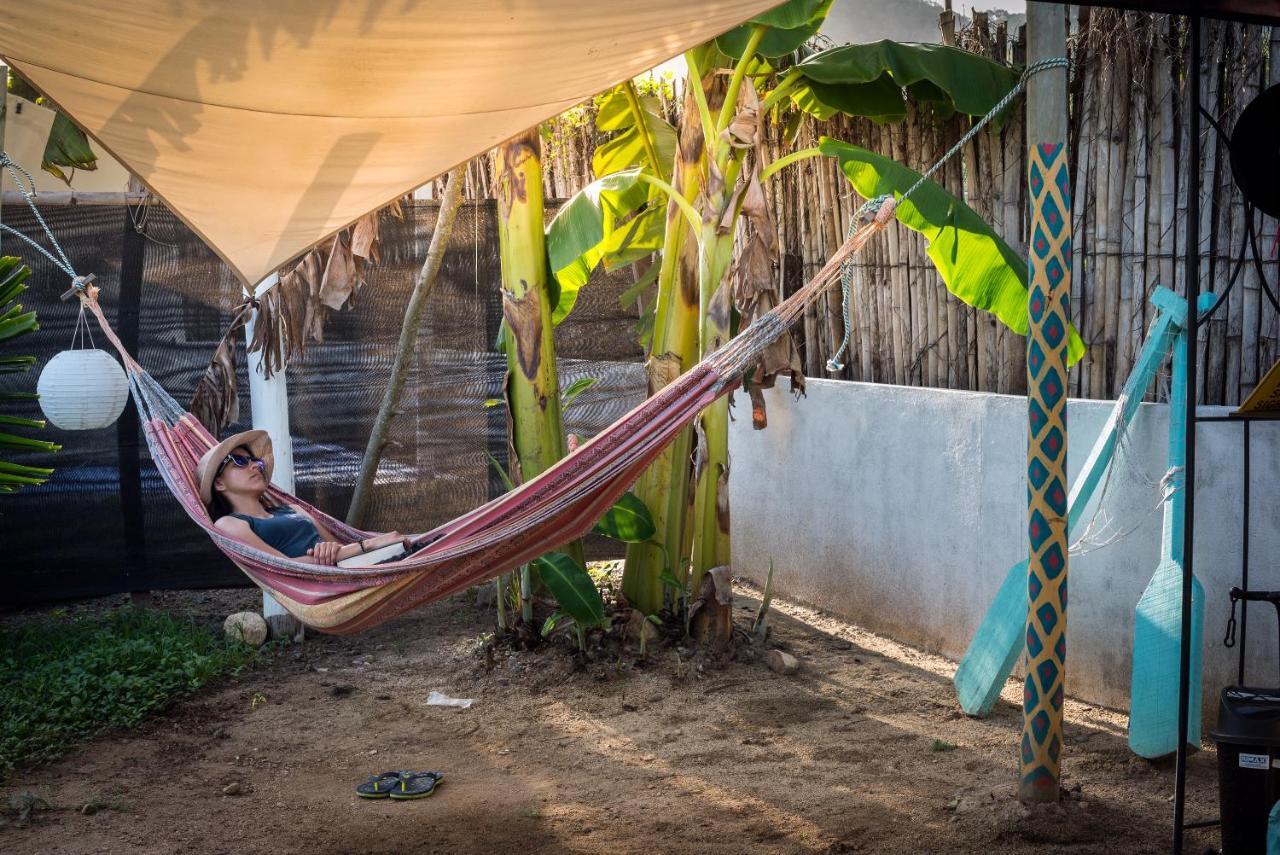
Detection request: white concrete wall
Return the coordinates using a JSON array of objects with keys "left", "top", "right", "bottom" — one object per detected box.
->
[{"left": 730, "top": 379, "right": 1280, "bottom": 716}]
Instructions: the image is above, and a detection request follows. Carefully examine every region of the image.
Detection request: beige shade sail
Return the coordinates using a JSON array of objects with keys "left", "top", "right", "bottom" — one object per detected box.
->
[{"left": 0, "top": 0, "right": 780, "bottom": 285}]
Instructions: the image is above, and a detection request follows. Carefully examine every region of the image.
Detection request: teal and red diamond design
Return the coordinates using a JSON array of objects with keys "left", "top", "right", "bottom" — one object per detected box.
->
[{"left": 1021, "top": 141, "right": 1072, "bottom": 800}]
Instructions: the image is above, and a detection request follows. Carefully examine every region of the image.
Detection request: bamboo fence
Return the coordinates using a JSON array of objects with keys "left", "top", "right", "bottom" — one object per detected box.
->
[{"left": 433, "top": 10, "right": 1279, "bottom": 406}]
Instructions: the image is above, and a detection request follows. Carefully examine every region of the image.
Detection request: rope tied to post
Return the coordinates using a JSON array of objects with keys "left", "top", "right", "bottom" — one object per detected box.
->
[
  {"left": 825, "top": 56, "right": 1070, "bottom": 373},
  {"left": 0, "top": 151, "right": 80, "bottom": 280}
]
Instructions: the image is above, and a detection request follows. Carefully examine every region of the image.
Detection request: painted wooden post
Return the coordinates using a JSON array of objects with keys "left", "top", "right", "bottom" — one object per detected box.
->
[
  {"left": 1020, "top": 2, "right": 1071, "bottom": 803},
  {"left": 243, "top": 272, "right": 304, "bottom": 642}
]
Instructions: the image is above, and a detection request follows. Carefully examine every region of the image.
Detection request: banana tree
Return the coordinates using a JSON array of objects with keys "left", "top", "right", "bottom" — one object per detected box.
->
[
  {"left": 491, "top": 129, "right": 582, "bottom": 627},
  {"left": 0, "top": 256, "right": 58, "bottom": 492},
  {"left": 542, "top": 78, "right": 701, "bottom": 616},
  {"left": 543, "top": 8, "right": 1084, "bottom": 616}
]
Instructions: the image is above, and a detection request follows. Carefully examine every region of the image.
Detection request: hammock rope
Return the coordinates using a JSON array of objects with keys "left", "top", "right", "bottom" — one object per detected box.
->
[
  {"left": 0, "top": 152, "right": 79, "bottom": 278},
  {"left": 825, "top": 56, "right": 1069, "bottom": 373}
]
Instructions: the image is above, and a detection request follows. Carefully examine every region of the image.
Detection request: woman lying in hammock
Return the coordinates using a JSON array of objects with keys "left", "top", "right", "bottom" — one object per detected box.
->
[{"left": 195, "top": 429, "right": 404, "bottom": 565}]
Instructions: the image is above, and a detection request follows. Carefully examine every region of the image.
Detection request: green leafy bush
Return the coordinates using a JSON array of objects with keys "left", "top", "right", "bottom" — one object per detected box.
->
[{"left": 0, "top": 608, "right": 262, "bottom": 777}]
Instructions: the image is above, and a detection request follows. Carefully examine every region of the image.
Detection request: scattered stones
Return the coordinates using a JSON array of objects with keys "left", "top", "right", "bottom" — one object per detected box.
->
[
  {"left": 223, "top": 612, "right": 268, "bottom": 647},
  {"left": 766, "top": 649, "right": 799, "bottom": 676},
  {"left": 508, "top": 655, "right": 524, "bottom": 674},
  {"left": 222, "top": 782, "right": 242, "bottom": 797}
]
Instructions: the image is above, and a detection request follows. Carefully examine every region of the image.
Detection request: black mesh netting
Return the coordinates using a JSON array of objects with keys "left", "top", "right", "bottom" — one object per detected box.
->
[{"left": 0, "top": 200, "right": 647, "bottom": 605}]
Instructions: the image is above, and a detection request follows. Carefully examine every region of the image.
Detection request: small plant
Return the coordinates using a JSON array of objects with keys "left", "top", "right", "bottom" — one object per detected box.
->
[
  {"left": 250, "top": 692, "right": 268, "bottom": 710},
  {"left": 77, "top": 795, "right": 130, "bottom": 816},
  {"left": 541, "top": 611, "right": 586, "bottom": 653},
  {"left": 659, "top": 563, "right": 691, "bottom": 628},
  {"left": 1, "top": 609, "right": 261, "bottom": 777},
  {"left": 5, "top": 791, "right": 50, "bottom": 827},
  {"left": 638, "top": 613, "right": 663, "bottom": 658},
  {"left": 931, "top": 739, "right": 957, "bottom": 753},
  {"left": 751, "top": 559, "right": 776, "bottom": 642}
]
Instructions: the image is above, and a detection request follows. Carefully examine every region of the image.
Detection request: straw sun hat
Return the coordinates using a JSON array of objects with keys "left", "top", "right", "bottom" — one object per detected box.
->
[{"left": 195, "top": 429, "right": 275, "bottom": 505}]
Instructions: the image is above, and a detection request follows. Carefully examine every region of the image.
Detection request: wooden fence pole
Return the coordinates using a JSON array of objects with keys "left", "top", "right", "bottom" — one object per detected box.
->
[{"left": 1020, "top": 1, "right": 1071, "bottom": 804}]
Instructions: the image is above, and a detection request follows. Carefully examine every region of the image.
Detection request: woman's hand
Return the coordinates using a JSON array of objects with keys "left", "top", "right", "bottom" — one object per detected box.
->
[{"left": 307, "top": 541, "right": 343, "bottom": 565}]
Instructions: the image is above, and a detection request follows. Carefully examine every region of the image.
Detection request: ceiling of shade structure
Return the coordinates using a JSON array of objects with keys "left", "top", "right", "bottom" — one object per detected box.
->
[{"left": 0, "top": 0, "right": 781, "bottom": 285}]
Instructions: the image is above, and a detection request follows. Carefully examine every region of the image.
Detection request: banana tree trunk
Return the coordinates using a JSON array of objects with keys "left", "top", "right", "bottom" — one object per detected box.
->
[
  {"left": 690, "top": 227, "right": 736, "bottom": 589},
  {"left": 492, "top": 130, "right": 583, "bottom": 619},
  {"left": 622, "top": 72, "right": 724, "bottom": 616}
]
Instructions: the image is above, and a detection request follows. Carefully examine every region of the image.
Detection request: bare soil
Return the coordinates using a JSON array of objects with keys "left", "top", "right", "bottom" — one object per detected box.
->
[{"left": 1, "top": 581, "right": 1220, "bottom": 854}]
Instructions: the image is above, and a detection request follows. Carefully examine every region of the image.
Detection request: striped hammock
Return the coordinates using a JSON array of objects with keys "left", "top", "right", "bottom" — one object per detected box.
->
[{"left": 82, "top": 205, "right": 892, "bottom": 634}]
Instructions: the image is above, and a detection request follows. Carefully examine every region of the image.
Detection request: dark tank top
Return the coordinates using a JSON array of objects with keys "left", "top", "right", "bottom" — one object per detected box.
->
[{"left": 230, "top": 507, "right": 322, "bottom": 557}]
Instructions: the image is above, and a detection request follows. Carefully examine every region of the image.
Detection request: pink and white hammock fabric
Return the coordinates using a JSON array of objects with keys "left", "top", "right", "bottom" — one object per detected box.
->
[{"left": 83, "top": 212, "right": 883, "bottom": 634}]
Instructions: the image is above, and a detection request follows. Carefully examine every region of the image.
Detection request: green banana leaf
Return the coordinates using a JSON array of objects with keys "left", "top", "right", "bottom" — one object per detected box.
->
[
  {"left": 792, "top": 41, "right": 1022, "bottom": 125},
  {"left": 716, "top": 0, "right": 833, "bottom": 59},
  {"left": 561, "top": 376, "right": 598, "bottom": 410},
  {"left": 591, "top": 491, "right": 656, "bottom": 542},
  {"left": 41, "top": 112, "right": 99, "bottom": 184},
  {"left": 0, "top": 256, "right": 57, "bottom": 490},
  {"left": 7, "top": 72, "right": 98, "bottom": 184},
  {"left": 593, "top": 86, "right": 676, "bottom": 180},
  {"left": 533, "top": 552, "right": 607, "bottom": 629},
  {"left": 820, "top": 138, "right": 1084, "bottom": 365},
  {"left": 545, "top": 170, "right": 662, "bottom": 324},
  {"left": 593, "top": 85, "right": 674, "bottom": 182}
]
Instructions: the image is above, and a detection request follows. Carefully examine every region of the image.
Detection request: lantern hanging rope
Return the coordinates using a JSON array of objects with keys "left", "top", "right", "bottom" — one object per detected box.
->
[{"left": 1, "top": 151, "right": 132, "bottom": 430}]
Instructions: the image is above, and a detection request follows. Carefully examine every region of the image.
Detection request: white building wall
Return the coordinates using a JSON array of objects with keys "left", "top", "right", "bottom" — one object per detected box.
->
[{"left": 729, "top": 379, "right": 1280, "bottom": 716}]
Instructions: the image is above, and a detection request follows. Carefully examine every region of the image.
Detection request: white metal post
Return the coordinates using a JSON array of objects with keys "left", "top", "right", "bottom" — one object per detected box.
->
[{"left": 243, "top": 272, "right": 303, "bottom": 641}]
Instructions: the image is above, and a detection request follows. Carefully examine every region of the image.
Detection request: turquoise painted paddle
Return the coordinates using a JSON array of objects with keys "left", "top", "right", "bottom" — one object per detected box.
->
[
  {"left": 1127, "top": 294, "right": 1213, "bottom": 758},
  {"left": 954, "top": 287, "right": 1188, "bottom": 716}
]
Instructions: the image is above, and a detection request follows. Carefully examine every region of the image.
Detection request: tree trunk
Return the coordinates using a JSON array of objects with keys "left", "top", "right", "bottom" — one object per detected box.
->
[
  {"left": 346, "top": 166, "right": 466, "bottom": 527},
  {"left": 492, "top": 129, "right": 584, "bottom": 621},
  {"left": 622, "top": 71, "right": 723, "bottom": 616}
]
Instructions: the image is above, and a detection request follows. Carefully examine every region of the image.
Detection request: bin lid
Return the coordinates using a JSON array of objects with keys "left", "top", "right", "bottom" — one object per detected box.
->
[{"left": 1211, "top": 686, "right": 1280, "bottom": 746}]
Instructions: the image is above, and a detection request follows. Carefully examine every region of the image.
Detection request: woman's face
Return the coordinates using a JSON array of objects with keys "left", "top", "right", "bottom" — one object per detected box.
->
[{"left": 213, "top": 445, "right": 267, "bottom": 497}]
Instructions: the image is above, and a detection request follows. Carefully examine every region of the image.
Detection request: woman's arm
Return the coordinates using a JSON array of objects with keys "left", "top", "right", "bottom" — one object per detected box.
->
[
  {"left": 287, "top": 505, "right": 402, "bottom": 562},
  {"left": 212, "top": 516, "right": 326, "bottom": 564}
]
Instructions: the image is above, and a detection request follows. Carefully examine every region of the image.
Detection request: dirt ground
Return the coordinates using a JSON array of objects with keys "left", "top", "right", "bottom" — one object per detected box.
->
[{"left": 1, "top": 581, "right": 1221, "bottom": 854}]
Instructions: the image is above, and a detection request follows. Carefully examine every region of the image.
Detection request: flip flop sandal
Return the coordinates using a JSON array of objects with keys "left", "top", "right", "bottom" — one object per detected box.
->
[
  {"left": 388, "top": 771, "right": 443, "bottom": 800},
  {"left": 355, "top": 771, "right": 403, "bottom": 799}
]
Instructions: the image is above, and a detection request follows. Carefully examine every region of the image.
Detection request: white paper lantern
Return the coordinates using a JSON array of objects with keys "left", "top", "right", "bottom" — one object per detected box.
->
[{"left": 36, "top": 349, "right": 129, "bottom": 430}]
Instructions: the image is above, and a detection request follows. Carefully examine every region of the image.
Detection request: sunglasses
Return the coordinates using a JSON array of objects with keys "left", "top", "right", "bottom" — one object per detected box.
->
[{"left": 216, "top": 452, "right": 266, "bottom": 478}]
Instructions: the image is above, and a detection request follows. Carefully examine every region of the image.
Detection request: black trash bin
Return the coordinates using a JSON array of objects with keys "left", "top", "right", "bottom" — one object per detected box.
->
[
  {"left": 1212, "top": 687, "right": 1280, "bottom": 854},
  {"left": 1215, "top": 587, "right": 1280, "bottom": 853}
]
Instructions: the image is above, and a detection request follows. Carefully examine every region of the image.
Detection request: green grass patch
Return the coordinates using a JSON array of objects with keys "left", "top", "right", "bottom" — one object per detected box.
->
[
  {"left": 0, "top": 608, "right": 263, "bottom": 778},
  {"left": 931, "top": 739, "right": 957, "bottom": 753}
]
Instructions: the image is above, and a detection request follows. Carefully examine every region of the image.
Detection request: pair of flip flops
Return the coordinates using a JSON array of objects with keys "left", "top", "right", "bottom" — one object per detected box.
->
[{"left": 355, "top": 770, "right": 443, "bottom": 800}]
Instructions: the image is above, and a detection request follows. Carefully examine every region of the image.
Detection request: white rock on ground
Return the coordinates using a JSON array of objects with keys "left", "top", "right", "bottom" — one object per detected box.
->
[
  {"left": 223, "top": 612, "right": 269, "bottom": 647},
  {"left": 766, "top": 649, "right": 799, "bottom": 676}
]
